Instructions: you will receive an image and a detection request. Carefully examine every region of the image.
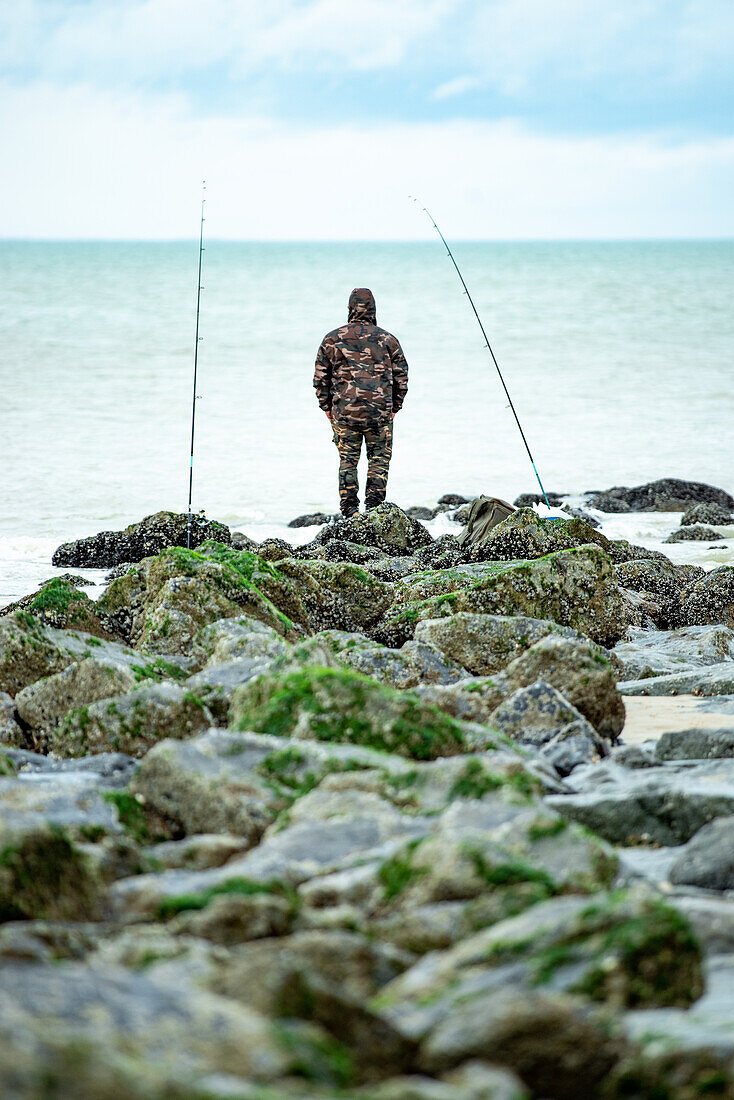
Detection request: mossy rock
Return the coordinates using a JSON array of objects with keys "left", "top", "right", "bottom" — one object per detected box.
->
[
  {"left": 2, "top": 579, "right": 122, "bottom": 641},
  {"left": 490, "top": 890, "right": 703, "bottom": 1010},
  {"left": 98, "top": 543, "right": 305, "bottom": 652},
  {"left": 0, "top": 612, "right": 91, "bottom": 697},
  {"left": 376, "top": 546, "right": 625, "bottom": 648},
  {"left": 50, "top": 682, "right": 214, "bottom": 758},
  {"left": 230, "top": 666, "right": 470, "bottom": 761},
  {"left": 0, "top": 824, "right": 101, "bottom": 921},
  {"left": 472, "top": 509, "right": 614, "bottom": 562},
  {"left": 275, "top": 559, "right": 394, "bottom": 633}
]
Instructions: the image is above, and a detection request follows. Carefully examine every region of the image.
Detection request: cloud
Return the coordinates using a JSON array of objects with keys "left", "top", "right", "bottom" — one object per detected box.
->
[
  {"left": 2, "top": 80, "right": 733, "bottom": 239},
  {"left": 432, "top": 75, "right": 484, "bottom": 101}
]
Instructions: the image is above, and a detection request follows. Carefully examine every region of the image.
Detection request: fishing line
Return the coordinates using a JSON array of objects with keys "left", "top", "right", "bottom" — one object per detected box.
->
[
  {"left": 411, "top": 197, "right": 552, "bottom": 510},
  {"left": 187, "top": 181, "right": 206, "bottom": 549}
]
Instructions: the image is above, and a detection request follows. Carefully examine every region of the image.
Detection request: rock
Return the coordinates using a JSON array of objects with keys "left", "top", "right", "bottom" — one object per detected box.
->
[
  {"left": 664, "top": 524, "right": 724, "bottom": 543},
  {"left": 495, "top": 635, "right": 624, "bottom": 739},
  {"left": 563, "top": 507, "right": 601, "bottom": 528},
  {"left": 288, "top": 512, "right": 333, "bottom": 528},
  {"left": 194, "top": 615, "right": 290, "bottom": 667},
  {"left": 229, "top": 530, "right": 259, "bottom": 550},
  {"left": 52, "top": 510, "right": 231, "bottom": 568},
  {"left": 417, "top": 987, "right": 624, "bottom": 1098},
  {"left": 451, "top": 506, "right": 471, "bottom": 524},
  {"left": 257, "top": 537, "right": 295, "bottom": 561},
  {"left": 488, "top": 681, "right": 609, "bottom": 767},
  {"left": 131, "top": 729, "right": 288, "bottom": 841},
  {"left": 378, "top": 546, "right": 626, "bottom": 649},
  {"left": 173, "top": 890, "right": 295, "bottom": 945},
  {"left": 617, "top": 662, "right": 734, "bottom": 696},
  {"left": 614, "top": 558, "right": 686, "bottom": 628},
  {"left": 0, "top": 821, "right": 101, "bottom": 920},
  {"left": 97, "top": 543, "right": 303, "bottom": 652},
  {"left": 147, "top": 834, "right": 250, "bottom": 871},
  {"left": 467, "top": 509, "right": 611, "bottom": 564},
  {"left": 656, "top": 727, "right": 734, "bottom": 760},
  {"left": 546, "top": 758, "right": 734, "bottom": 844},
  {"left": 0, "top": 959, "right": 293, "bottom": 1085},
  {"left": 209, "top": 931, "right": 412, "bottom": 1071},
  {"left": 414, "top": 613, "right": 583, "bottom": 677},
  {"left": 131, "top": 728, "right": 412, "bottom": 841},
  {"left": 412, "top": 536, "right": 464, "bottom": 572},
  {"left": 680, "top": 566, "right": 734, "bottom": 629},
  {"left": 438, "top": 494, "right": 472, "bottom": 508},
  {"left": 0, "top": 692, "right": 23, "bottom": 748},
  {"left": 365, "top": 1062, "right": 529, "bottom": 1099},
  {"left": 1, "top": 578, "right": 122, "bottom": 640},
  {"left": 672, "top": 895, "right": 734, "bottom": 955},
  {"left": 513, "top": 492, "right": 565, "bottom": 508},
  {"left": 622, "top": 956, "right": 734, "bottom": 1091},
  {"left": 681, "top": 501, "right": 733, "bottom": 526},
  {"left": 670, "top": 816, "right": 734, "bottom": 890},
  {"left": 310, "top": 503, "right": 433, "bottom": 556},
  {"left": 14, "top": 655, "right": 138, "bottom": 731},
  {"left": 230, "top": 666, "right": 472, "bottom": 761},
  {"left": 301, "top": 538, "right": 386, "bottom": 566},
  {"left": 321, "top": 631, "right": 469, "bottom": 689},
  {"left": 587, "top": 478, "right": 734, "bottom": 513},
  {"left": 50, "top": 681, "right": 214, "bottom": 758},
  {"left": 406, "top": 506, "right": 436, "bottom": 521},
  {"left": 612, "top": 623, "right": 734, "bottom": 680},
  {"left": 0, "top": 612, "right": 130, "bottom": 697},
  {"left": 275, "top": 558, "right": 395, "bottom": 633}
]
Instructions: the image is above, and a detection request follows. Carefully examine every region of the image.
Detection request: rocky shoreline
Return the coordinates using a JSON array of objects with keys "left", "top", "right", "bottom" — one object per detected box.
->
[{"left": 1, "top": 481, "right": 734, "bottom": 1098}]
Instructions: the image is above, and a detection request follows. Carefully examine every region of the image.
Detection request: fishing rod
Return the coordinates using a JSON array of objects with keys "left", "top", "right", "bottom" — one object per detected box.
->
[
  {"left": 187, "top": 181, "right": 206, "bottom": 549},
  {"left": 411, "top": 197, "right": 552, "bottom": 510}
]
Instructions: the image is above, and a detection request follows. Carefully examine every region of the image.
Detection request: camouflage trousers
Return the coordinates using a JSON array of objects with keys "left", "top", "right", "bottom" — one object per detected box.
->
[{"left": 332, "top": 419, "right": 393, "bottom": 515}]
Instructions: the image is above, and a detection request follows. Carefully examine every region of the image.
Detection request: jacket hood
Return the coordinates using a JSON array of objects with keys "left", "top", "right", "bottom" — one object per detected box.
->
[{"left": 348, "top": 287, "right": 376, "bottom": 325}]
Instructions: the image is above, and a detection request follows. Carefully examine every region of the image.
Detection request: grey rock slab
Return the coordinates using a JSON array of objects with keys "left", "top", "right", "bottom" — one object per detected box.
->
[
  {"left": 112, "top": 812, "right": 435, "bottom": 920},
  {"left": 0, "top": 959, "right": 289, "bottom": 1082},
  {"left": 624, "top": 954, "right": 734, "bottom": 1061},
  {"left": 547, "top": 758, "right": 734, "bottom": 844},
  {"left": 670, "top": 895, "right": 734, "bottom": 954},
  {"left": 613, "top": 623, "right": 734, "bottom": 680},
  {"left": 2, "top": 747, "right": 136, "bottom": 786},
  {"left": 132, "top": 728, "right": 414, "bottom": 838},
  {"left": 616, "top": 846, "right": 680, "bottom": 886},
  {"left": 618, "top": 662, "right": 734, "bottom": 696},
  {"left": 147, "top": 833, "right": 250, "bottom": 871},
  {"left": 669, "top": 815, "right": 734, "bottom": 890},
  {"left": 0, "top": 771, "right": 122, "bottom": 834},
  {"left": 656, "top": 727, "right": 734, "bottom": 760}
]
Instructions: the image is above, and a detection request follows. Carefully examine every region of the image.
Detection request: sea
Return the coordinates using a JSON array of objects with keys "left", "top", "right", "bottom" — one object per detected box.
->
[{"left": 1, "top": 240, "right": 733, "bottom": 607}]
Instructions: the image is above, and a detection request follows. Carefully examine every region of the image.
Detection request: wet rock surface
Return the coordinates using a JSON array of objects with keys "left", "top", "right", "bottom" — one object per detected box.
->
[
  {"left": 2, "top": 501, "right": 734, "bottom": 1096},
  {"left": 52, "top": 510, "right": 231, "bottom": 568},
  {"left": 586, "top": 477, "right": 734, "bottom": 513}
]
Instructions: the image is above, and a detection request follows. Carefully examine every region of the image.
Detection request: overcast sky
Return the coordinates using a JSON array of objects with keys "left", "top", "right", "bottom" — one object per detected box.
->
[{"left": 2, "top": 0, "right": 734, "bottom": 239}]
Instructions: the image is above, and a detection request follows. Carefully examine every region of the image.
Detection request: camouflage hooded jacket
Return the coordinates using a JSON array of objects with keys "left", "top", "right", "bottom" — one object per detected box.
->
[{"left": 314, "top": 288, "right": 408, "bottom": 428}]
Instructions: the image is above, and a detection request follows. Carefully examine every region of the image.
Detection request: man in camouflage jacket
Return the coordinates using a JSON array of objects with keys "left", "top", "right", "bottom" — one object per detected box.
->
[{"left": 314, "top": 288, "right": 408, "bottom": 517}]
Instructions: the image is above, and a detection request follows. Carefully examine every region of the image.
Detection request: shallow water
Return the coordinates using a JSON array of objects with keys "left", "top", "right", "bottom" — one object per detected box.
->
[{"left": 1, "top": 240, "right": 732, "bottom": 603}]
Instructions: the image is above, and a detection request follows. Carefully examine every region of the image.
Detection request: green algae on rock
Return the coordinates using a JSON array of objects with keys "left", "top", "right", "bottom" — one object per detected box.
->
[
  {"left": 51, "top": 682, "right": 214, "bottom": 758},
  {"left": 376, "top": 546, "right": 625, "bottom": 649},
  {"left": 0, "top": 823, "right": 101, "bottom": 921},
  {"left": 230, "top": 666, "right": 471, "bottom": 760},
  {"left": 98, "top": 542, "right": 303, "bottom": 652}
]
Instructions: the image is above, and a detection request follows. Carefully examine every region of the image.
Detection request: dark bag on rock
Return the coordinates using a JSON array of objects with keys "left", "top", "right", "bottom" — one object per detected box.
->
[{"left": 457, "top": 496, "right": 516, "bottom": 547}]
